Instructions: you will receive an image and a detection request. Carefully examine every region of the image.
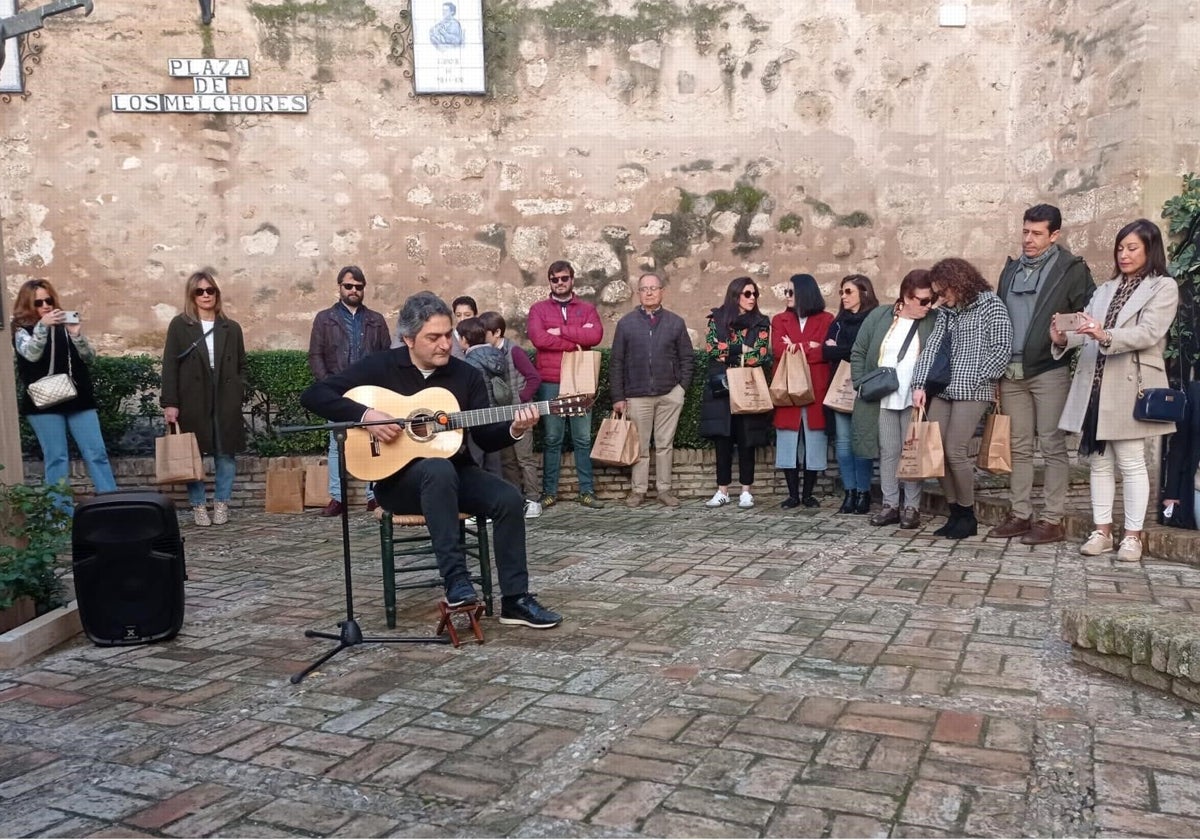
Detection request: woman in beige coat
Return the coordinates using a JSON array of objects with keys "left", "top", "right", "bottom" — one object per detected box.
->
[{"left": 1052, "top": 219, "right": 1178, "bottom": 562}]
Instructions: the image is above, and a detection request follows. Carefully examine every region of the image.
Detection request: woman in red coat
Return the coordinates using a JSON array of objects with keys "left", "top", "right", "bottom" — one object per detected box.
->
[{"left": 771, "top": 273, "right": 835, "bottom": 507}]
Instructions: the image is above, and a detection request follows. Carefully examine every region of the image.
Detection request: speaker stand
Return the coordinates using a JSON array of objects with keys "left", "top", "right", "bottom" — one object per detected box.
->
[{"left": 288, "top": 423, "right": 448, "bottom": 686}]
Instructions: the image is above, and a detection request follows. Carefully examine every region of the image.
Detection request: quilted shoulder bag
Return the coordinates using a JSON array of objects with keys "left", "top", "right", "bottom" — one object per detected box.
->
[
  {"left": 1133, "top": 352, "right": 1186, "bottom": 423},
  {"left": 26, "top": 328, "right": 79, "bottom": 409},
  {"left": 858, "top": 319, "right": 920, "bottom": 402}
]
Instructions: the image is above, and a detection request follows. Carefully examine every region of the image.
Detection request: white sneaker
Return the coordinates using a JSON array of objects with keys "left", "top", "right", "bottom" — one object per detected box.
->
[
  {"left": 524, "top": 500, "right": 542, "bottom": 519},
  {"left": 192, "top": 505, "right": 211, "bottom": 527},
  {"left": 738, "top": 491, "right": 755, "bottom": 509},
  {"left": 1079, "top": 530, "right": 1113, "bottom": 556},
  {"left": 1117, "top": 535, "right": 1143, "bottom": 562},
  {"left": 212, "top": 502, "right": 229, "bottom": 525},
  {"left": 705, "top": 491, "right": 730, "bottom": 508}
]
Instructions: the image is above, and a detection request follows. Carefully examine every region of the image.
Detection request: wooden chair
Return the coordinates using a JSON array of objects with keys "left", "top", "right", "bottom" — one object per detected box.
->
[{"left": 377, "top": 510, "right": 493, "bottom": 630}]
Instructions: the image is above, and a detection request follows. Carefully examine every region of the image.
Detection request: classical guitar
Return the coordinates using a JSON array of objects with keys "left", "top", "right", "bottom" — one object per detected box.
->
[{"left": 342, "top": 385, "right": 594, "bottom": 481}]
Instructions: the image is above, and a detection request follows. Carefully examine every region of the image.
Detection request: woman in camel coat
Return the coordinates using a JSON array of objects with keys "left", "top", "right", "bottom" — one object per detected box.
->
[{"left": 1053, "top": 218, "right": 1178, "bottom": 563}]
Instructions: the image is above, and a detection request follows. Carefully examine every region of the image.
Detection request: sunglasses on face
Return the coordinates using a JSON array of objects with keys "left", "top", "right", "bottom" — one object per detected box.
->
[
  {"left": 194, "top": 287, "right": 218, "bottom": 297},
  {"left": 34, "top": 297, "right": 56, "bottom": 308},
  {"left": 341, "top": 283, "right": 365, "bottom": 291},
  {"left": 840, "top": 288, "right": 856, "bottom": 295},
  {"left": 914, "top": 296, "right": 934, "bottom": 306},
  {"left": 784, "top": 289, "right": 794, "bottom": 297},
  {"left": 550, "top": 275, "right": 572, "bottom": 283},
  {"left": 741, "top": 290, "right": 760, "bottom": 299}
]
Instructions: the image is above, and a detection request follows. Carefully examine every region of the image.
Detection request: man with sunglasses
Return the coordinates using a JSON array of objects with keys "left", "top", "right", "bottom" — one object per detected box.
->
[
  {"left": 528, "top": 260, "right": 605, "bottom": 509},
  {"left": 989, "top": 204, "right": 1095, "bottom": 544},
  {"left": 308, "top": 266, "right": 393, "bottom": 516}
]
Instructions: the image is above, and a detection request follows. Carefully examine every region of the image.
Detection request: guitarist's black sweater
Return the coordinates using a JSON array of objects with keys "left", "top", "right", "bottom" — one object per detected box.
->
[{"left": 300, "top": 346, "right": 516, "bottom": 479}]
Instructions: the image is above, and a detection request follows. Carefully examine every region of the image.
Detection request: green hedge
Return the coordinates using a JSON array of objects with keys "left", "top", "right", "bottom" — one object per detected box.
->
[{"left": 17, "top": 348, "right": 721, "bottom": 458}]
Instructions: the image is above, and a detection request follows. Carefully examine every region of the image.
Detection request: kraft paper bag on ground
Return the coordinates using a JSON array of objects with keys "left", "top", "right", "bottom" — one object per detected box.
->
[
  {"left": 770, "top": 351, "right": 815, "bottom": 407},
  {"left": 728, "top": 366, "right": 773, "bottom": 414},
  {"left": 154, "top": 423, "right": 205, "bottom": 484},
  {"left": 823, "top": 361, "right": 857, "bottom": 413},
  {"left": 590, "top": 412, "right": 641, "bottom": 467},
  {"left": 976, "top": 404, "right": 1013, "bottom": 474},
  {"left": 266, "top": 465, "right": 305, "bottom": 513},
  {"left": 304, "top": 461, "right": 330, "bottom": 506},
  {"left": 897, "top": 407, "right": 945, "bottom": 480},
  {"left": 560, "top": 350, "right": 602, "bottom": 396}
]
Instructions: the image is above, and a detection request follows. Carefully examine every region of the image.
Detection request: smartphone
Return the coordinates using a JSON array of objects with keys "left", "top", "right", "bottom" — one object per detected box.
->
[
  {"left": 63, "top": 311, "right": 80, "bottom": 324},
  {"left": 1055, "top": 312, "right": 1089, "bottom": 332}
]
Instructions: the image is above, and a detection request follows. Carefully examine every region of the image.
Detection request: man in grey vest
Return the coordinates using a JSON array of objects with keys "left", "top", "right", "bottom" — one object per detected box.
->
[{"left": 988, "top": 204, "right": 1094, "bottom": 544}]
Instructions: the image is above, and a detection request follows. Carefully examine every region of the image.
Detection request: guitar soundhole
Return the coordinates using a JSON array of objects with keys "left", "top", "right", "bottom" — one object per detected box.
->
[{"left": 405, "top": 411, "right": 440, "bottom": 442}]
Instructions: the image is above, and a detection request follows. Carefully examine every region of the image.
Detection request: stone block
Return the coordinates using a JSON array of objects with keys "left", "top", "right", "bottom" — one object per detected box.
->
[
  {"left": 563, "top": 241, "right": 621, "bottom": 278},
  {"left": 629, "top": 40, "right": 662, "bottom": 70},
  {"left": 1171, "top": 678, "right": 1200, "bottom": 707},
  {"left": 439, "top": 240, "right": 502, "bottom": 272},
  {"left": 1129, "top": 664, "right": 1171, "bottom": 692},
  {"left": 513, "top": 199, "right": 573, "bottom": 216}
]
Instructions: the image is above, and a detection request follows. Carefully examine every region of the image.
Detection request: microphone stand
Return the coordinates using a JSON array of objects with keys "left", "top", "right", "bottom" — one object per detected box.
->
[{"left": 277, "top": 417, "right": 449, "bottom": 685}]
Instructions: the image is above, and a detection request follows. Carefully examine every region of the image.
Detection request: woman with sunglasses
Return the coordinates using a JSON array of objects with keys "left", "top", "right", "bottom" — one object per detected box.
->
[
  {"left": 823, "top": 274, "right": 879, "bottom": 514},
  {"left": 771, "top": 274, "right": 834, "bottom": 508},
  {"left": 849, "top": 270, "right": 939, "bottom": 529},
  {"left": 11, "top": 279, "right": 118, "bottom": 511},
  {"left": 161, "top": 271, "right": 247, "bottom": 526},
  {"left": 699, "top": 277, "right": 773, "bottom": 508}
]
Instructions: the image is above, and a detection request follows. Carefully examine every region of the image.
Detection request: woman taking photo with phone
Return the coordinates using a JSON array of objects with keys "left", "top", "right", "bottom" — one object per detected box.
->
[
  {"left": 11, "top": 279, "right": 117, "bottom": 512},
  {"left": 1053, "top": 218, "right": 1179, "bottom": 562},
  {"left": 161, "top": 271, "right": 247, "bottom": 526}
]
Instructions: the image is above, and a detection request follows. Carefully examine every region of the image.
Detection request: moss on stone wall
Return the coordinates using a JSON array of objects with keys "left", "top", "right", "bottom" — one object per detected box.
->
[{"left": 247, "top": 0, "right": 376, "bottom": 25}]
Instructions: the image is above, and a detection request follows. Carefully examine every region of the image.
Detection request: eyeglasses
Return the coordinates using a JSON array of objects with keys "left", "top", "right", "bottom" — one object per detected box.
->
[
  {"left": 550, "top": 275, "right": 572, "bottom": 283},
  {"left": 741, "top": 290, "right": 759, "bottom": 299},
  {"left": 914, "top": 296, "right": 934, "bottom": 306},
  {"left": 194, "top": 287, "right": 218, "bottom": 297},
  {"left": 34, "top": 297, "right": 55, "bottom": 308},
  {"left": 638, "top": 286, "right": 661, "bottom": 293},
  {"left": 783, "top": 289, "right": 794, "bottom": 297},
  {"left": 840, "top": 288, "right": 856, "bottom": 296},
  {"left": 341, "top": 283, "right": 365, "bottom": 291}
]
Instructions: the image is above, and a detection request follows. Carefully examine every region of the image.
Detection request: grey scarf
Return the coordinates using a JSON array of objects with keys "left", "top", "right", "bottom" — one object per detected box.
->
[{"left": 1011, "top": 244, "right": 1059, "bottom": 295}]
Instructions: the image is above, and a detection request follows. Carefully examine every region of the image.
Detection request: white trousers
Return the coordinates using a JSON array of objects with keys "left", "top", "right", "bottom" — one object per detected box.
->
[{"left": 1089, "top": 438, "right": 1150, "bottom": 530}]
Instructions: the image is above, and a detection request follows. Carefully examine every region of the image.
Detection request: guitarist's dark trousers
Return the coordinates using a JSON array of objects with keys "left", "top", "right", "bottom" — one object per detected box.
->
[{"left": 376, "top": 458, "right": 530, "bottom": 594}]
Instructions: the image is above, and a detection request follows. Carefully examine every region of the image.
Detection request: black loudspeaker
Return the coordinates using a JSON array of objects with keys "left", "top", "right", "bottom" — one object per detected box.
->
[{"left": 72, "top": 490, "right": 186, "bottom": 646}]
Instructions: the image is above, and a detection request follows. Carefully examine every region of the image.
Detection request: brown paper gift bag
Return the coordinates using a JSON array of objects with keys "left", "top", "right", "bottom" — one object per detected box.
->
[
  {"left": 770, "top": 350, "right": 815, "bottom": 407},
  {"left": 590, "top": 411, "right": 641, "bottom": 467},
  {"left": 559, "top": 349, "right": 601, "bottom": 396},
  {"left": 304, "top": 461, "right": 330, "bottom": 506},
  {"left": 976, "top": 401, "right": 1012, "bottom": 474},
  {"left": 896, "top": 407, "right": 945, "bottom": 480},
  {"left": 154, "top": 422, "right": 205, "bottom": 484},
  {"left": 266, "top": 463, "right": 306, "bottom": 513},
  {"left": 728, "top": 366, "right": 773, "bottom": 414},
  {"left": 823, "top": 361, "right": 857, "bottom": 413}
]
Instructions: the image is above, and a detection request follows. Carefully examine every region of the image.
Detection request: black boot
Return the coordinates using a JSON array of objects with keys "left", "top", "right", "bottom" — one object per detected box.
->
[
  {"left": 933, "top": 503, "right": 961, "bottom": 537},
  {"left": 838, "top": 490, "right": 854, "bottom": 514},
  {"left": 801, "top": 470, "right": 820, "bottom": 507},
  {"left": 945, "top": 503, "right": 978, "bottom": 539},
  {"left": 780, "top": 469, "right": 801, "bottom": 509},
  {"left": 854, "top": 488, "right": 872, "bottom": 515}
]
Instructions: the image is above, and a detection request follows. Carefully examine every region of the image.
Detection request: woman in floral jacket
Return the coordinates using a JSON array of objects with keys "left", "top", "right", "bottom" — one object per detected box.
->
[{"left": 699, "top": 276, "right": 773, "bottom": 509}]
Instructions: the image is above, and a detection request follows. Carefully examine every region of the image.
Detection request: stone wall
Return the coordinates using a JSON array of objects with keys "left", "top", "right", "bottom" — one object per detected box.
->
[{"left": 4, "top": 0, "right": 1197, "bottom": 356}]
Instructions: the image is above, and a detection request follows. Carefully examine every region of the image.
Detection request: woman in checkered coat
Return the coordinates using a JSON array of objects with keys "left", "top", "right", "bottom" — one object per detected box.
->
[{"left": 912, "top": 259, "right": 1014, "bottom": 539}]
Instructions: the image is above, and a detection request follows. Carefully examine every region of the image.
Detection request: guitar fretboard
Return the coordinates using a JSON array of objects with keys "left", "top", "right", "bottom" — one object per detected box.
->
[{"left": 445, "top": 400, "right": 552, "bottom": 430}]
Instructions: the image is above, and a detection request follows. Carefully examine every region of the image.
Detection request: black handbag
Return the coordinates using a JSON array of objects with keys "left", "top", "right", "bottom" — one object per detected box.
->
[
  {"left": 708, "top": 371, "right": 729, "bottom": 398},
  {"left": 858, "top": 320, "right": 920, "bottom": 402},
  {"left": 1133, "top": 353, "right": 1186, "bottom": 423},
  {"left": 924, "top": 328, "right": 952, "bottom": 399}
]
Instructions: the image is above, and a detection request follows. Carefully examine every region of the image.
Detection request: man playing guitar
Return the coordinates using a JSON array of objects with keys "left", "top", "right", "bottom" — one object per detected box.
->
[{"left": 301, "top": 291, "right": 563, "bottom": 629}]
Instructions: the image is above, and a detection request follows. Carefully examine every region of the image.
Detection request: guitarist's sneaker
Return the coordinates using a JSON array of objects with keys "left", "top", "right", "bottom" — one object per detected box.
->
[
  {"left": 577, "top": 492, "right": 605, "bottom": 509},
  {"left": 499, "top": 593, "right": 562, "bottom": 629},
  {"left": 524, "top": 500, "right": 542, "bottom": 519},
  {"left": 444, "top": 577, "right": 479, "bottom": 608},
  {"left": 538, "top": 494, "right": 557, "bottom": 509}
]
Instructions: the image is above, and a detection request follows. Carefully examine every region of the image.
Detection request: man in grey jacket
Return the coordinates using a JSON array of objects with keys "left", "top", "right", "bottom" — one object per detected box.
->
[
  {"left": 307, "top": 266, "right": 392, "bottom": 516},
  {"left": 610, "top": 273, "right": 694, "bottom": 508},
  {"left": 988, "top": 204, "right": 1095, "bottom": 544}
]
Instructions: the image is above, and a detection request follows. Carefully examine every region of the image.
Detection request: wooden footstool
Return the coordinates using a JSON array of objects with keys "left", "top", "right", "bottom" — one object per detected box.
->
[{"left": 437, "top": 600, "right": 485, "bottom": 647}]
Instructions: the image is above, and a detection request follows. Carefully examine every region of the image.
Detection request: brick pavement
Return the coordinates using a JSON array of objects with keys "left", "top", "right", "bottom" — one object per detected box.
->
[{"left": 2, "top": 490, "right": 1200, "bottom": 838}]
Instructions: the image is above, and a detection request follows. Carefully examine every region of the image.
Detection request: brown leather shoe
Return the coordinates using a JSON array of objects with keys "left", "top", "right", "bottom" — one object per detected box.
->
[
  {"left": 625, "top": 492, "right": 645, "bottom": 508},
  {"left": 869, "top": 506, "right": 900, "bottom": 526},
  {"left": 986, "top": 514, "right": 1031, "bottom": 539},
  {"left": 321, "top": 499, "right": 345, "bottom": 517},
  {"left": 899, "top": 506, "right": 921, "bottom": 529},
  {"left": 657, "top": 491, "right": 681, "bottom": 508},
  {"left": 1020, "top": 519, "right": 1065, "bottom": 545}
]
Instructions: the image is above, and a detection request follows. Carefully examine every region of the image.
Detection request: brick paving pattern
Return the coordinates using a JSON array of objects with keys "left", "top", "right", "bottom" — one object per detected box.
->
[{"left": 2, "top": 487, "right": 1200, "bottom": 837}]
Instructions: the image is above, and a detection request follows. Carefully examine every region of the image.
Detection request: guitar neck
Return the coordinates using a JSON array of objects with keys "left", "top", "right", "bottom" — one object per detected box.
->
[{"left": 447, "top": 401, "right": 552, "bottom": 430}]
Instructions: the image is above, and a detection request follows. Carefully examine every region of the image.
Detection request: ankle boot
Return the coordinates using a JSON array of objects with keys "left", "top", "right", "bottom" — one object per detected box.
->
[
  {"left": 854, "top": 488, "right": 872, "bottom": 514},
  {"left": 933, "top": 503, "right": 961, "bottom": 537},
  {"left": 801, "top": 470, "right": 820, "bottom": 507},
  {"left": 780, "top": 468, "right": 801, "bottom": 509},
  {"left": 945, "top": 503, "right": 978, "bottom": 539},
  {"left": 838, "top": 490, "right": 854, "bottom": 514}
]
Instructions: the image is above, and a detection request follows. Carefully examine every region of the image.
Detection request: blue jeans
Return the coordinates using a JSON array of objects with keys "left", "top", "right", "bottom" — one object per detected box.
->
[
  {"left": 537, "top": 382, "right": 595, "bottom": 496},
  {"left": 834, "top": 411, "right": 873, "bottom": 492},
  {"left": 327, "top": 432, "right": 374, "bottom": 504},
  {"left": 188, "top": 454, "right": 236, "bottom": 506},
  {"left": 26, "top": 409, "right": 117, "bottom": 511}
]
